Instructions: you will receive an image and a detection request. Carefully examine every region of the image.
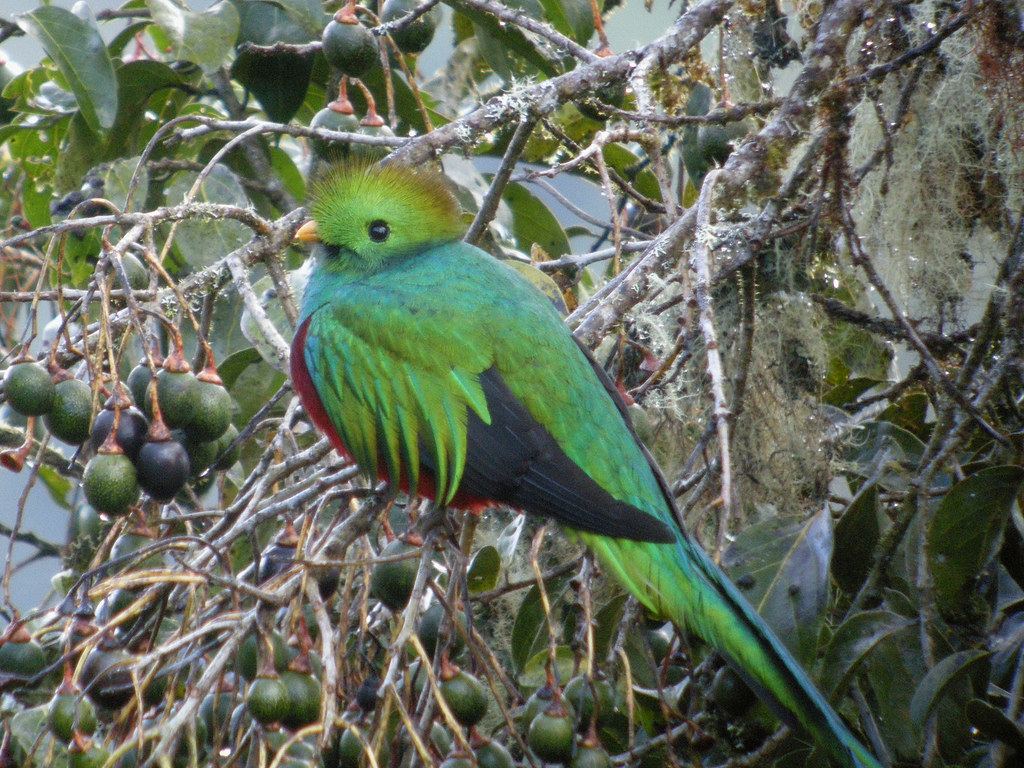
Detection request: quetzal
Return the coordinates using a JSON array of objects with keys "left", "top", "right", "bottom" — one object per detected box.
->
[{"left": 290, "top": 161, "right": 883, "bottom": 768}]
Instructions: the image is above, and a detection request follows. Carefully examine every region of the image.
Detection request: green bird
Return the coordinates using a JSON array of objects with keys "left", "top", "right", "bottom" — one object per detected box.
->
[{"left": 291, "top": 162, "right": 882, "bottom": 768}]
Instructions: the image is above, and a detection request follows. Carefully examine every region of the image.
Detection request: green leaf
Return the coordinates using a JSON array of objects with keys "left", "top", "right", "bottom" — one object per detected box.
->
[
  {"left": 832, "top": 482, "right": 881, "bottom": 595},
  {"left": 722, "top": 509, "right": 833, "bottom": 663},
  {"left": 37, "top": 465, "right": 72, "bottom": 507},
  {"left": 54, "top": 112, "right": 102, "bottom": 194},
  {"left": 109, "top": 60, "right": 186, "bottom": 158},
  {"left": 520, "top": 646, "right": 575, "bottom": 691},
  {"left": 879, "top": 390, "right": 930, "bottom": 439},
  {"left": 467, "top": 545, "right": 501, "bottom": 592},
  {"left": 257, "top": 0, "right": 326, "bottom": 36},
  {"left": 927, "top": 465, "right": 1024, "bottom": 617},
  {"left": 820, "top": 610, "right": 914, "bottom": 697},
  {"left": 842, "top": 420, "right": 929, "bottom": 492},
  {"left": 10, "top": 707, "right": 48, "bottom": 763},
  {"left": 536, "top": 0, "right": 595, "bottom": 43},
  {"left": 504, "top": 182, "right": 571, "bottom": 259},
  {"left": 232, "top": 47, "right": 313, "bottom": 123},
  {"left": 108, "top": 19, "right": 153, "bottom": 58},
  {"left": 218, "top": 347, "right": 263, "bottom": 390},
  {"left": 822, "top": 376, "right": 881, "bottom": 407},
  {"left": 16, "top": 6, "right": 118, "bottom": 132},
  {"left": 591, "top": 592, "right": 628, "bottom": 660},
  {"left": 863, "top": 622, "right": 925, "bottom": 757},
  {"left": 147, "top": 0, "right": 240, "bottom": 74},
  {"left": 908, "top": 649, "right": 990, "bottom": 727},
  {"left": 269, "top": 146, "right": 305, "bottom": 203},
  {"left": 452, "top": 1, "right": 559, "bottom": 78},
  {"left": 601, "top": 143, "right": 661, "bottom": 201},
  {"left": 966, "top": 698, "right": 1024, "bottom": 751},
  {"left": 228, "top": 357, "right": 287, "bottom": 426},
  {"left": 98, "top": 156, "right": 150, "bottom": 211},
  {"left": 511, "top": 573, "right": 571, "bottom": 674},
  {"left": 165, "top": 164, "right": 251, "bottom": 268},
  {"left": 232, "top": 0, "right": 315, "bottom": 123}
]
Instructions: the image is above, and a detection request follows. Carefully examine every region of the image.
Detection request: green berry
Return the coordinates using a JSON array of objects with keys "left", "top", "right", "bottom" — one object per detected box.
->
[
  {"left": 48, "top": 690, "right": 98, "bottom": 742},
  {"left": 3, "top": 361, "right": 55, "bottom": 416},
  {"left": 417, "top": 601, "right": 465, "bottom": 659},
  {"left": 522, "top": 684, "right": 574, "bottom": 726},
  {"left": 127, "top": 362, "right": 154, "bottom": 414},
  {"left": 155, "top": 369, "right": 201, "bottom": 429},
  {"left": 528, "top": 702, "right": 576, "bottom": 764},
  {"left": 322, "top": 19, "right": 379, "bottom": 77},
  {"left": 81, "top": 648, "right": 135, "bottom": 710},
  {"left": 182, "top": 433, "right": 219, "bottom": 477},
  {"left": 68, "top": 743, "right": 110, "bottom": 768},
  {"left": 710, "top": 665, "right": 755, "bottom": 716},
  {"left": 329, "top": 726, "right": 365, "bottom": 768},
  {"left": 369, "top": 538, "right": 419, "bottom": 611},
  {"left": 439, "top": 752, "right": 475, "bottom": 768},
  {"left": 184, "top": 378, "right": 232, "bottom": 442},
  {"left": 66, "top": 503, "right": 106, "bottom": 571},
  {"left": 83, "top": 451, "right": 139, "bottom": 516},
  {"left": 44, "top": 378, "right": 93, "bottom": 445},
  {"left": 310, "top": 106, "right": 361, "bottom": 160},
  {"left": 236, "top": 632, "right": 290, "bottom": 681},
  {"left": 110, "top": 531, "right": 162, "bottom": 570},
  {"left": 280, "top": 670, "right": 322, "bottom": 729},
  {"left": 0, "top": 636, "right": 47, "bottom": 679},
  {"left": 246, "top": 675, "right": 291, "bottom": 726},
  {"left": 563, "top": 675, "right": 615, "bottom": 729},
  {"left": 120, "top": 252, "right": 149, "bottom": 290},
  {"left": 350, "top": 121, "right": 395, "bottom": 162},
  {"left": 381, "top": 0, "right": 440, "bottom": 54},
  {"left": 569, "top": 742, "right": 613, "bottom": 768},
  {"left": 474, "top": 739, "right": 513, "bottom": 768},
  {"left": 439, "top": 667, "right": 487, "bottom": 727},
  {"left": 200, "top": 690, "right": 236, "bottom": 748}
]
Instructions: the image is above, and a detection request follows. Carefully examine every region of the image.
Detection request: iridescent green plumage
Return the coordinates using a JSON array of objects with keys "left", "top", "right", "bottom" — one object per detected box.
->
[{"left": 291, "top": 162, "right": 883, "bottom": 768}]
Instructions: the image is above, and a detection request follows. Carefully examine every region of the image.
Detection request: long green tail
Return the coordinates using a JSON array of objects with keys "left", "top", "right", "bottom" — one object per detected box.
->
[{"left": 581, "top": 530, "right": 883, "bottom": 768}]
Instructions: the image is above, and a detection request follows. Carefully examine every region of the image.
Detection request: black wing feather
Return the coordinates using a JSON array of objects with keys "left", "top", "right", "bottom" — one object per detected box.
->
[{"left": 437, "top": 366, "right": 674, "bottom": 543}]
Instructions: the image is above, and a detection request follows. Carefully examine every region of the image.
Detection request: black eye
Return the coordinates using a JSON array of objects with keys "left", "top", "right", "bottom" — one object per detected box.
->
[{"left": 368, "top": 220, "right": 390, "bottom": 242}]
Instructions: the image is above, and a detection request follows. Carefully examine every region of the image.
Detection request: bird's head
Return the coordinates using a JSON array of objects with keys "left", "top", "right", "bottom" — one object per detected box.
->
[{"left": 297, "top": 161, "right": 466, "bottom": 275}]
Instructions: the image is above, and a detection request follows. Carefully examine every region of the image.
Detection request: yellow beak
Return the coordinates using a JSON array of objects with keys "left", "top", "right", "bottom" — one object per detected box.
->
[{"left": 296, "top": 220, "right": 320, "bottom": 244}]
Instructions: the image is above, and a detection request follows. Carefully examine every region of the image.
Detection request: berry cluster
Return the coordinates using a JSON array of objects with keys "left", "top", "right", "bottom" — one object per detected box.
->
[{"left": 1, "top": 348, "right": 237, "bottom": 516}]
